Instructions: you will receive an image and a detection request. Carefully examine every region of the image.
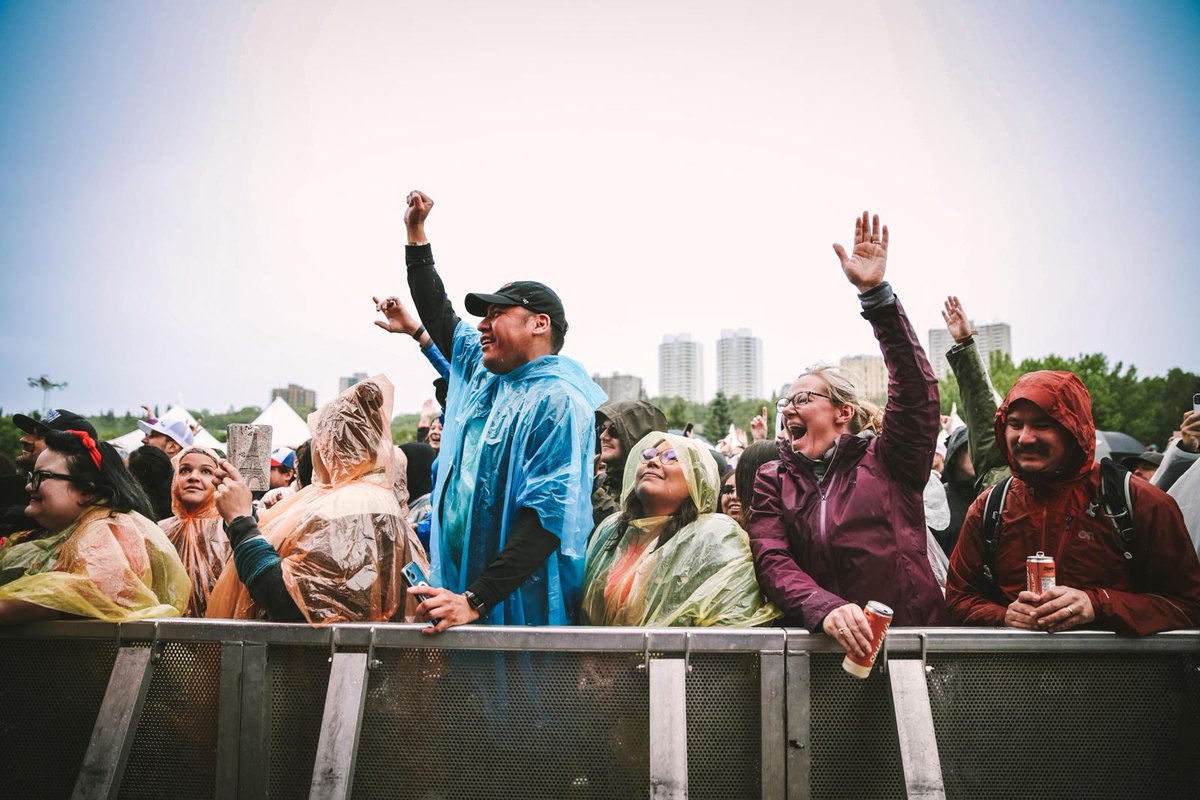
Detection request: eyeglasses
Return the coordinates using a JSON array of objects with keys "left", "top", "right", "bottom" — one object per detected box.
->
[
  {"left": 640, "top": 447, "right": 679, "bottom": 465},
  {"left": 776, "top": 391, "right": 833, "bottom": 411},
  {"left": 26, "top": 470, "right": 74, "bottom": 491},
  {"left": 595, "top": 421, "right": 617, "bottom": 438}
]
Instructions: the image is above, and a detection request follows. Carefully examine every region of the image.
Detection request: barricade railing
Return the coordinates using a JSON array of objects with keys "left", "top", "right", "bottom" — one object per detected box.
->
[{"left": 1, "top": 621, "right": 1196, "bottom": 800}]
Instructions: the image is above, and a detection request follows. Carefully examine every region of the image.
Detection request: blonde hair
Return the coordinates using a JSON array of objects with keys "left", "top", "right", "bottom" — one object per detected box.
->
[{"left": 799, "top": 364, "right": 860, "bottom": 404}]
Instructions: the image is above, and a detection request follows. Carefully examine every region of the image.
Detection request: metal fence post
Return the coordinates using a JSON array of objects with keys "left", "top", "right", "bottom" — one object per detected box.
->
[
  {"left": 785, "top": 650, "right": 811, "bottom": 800},
  {"left": 649, "top": 658, "right": 689, "bottom": 800},
  {"left": 888, "top": 659, "right": 946, "bottom": 800},
  {"left": 238, "top": 642, "right": 269, "bottom": 800},
  {"left": 308, "top": 649, "right": 371, "bottom": 800},
  {"left": 216, "top": 640, "right": 244, "bottom": 800},
  {"left": 761, "top": 646, "right": 787, "bottom": 800},
  {"left": 70, "top": 645, "right": 156, "bottom": 800}
]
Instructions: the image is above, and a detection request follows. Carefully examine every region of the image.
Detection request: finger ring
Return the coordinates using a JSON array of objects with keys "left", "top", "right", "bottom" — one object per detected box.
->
[
  {"left": 837, "top": 627, "right": 848, "bottom": 636},
  {"left": 1065, "top": 606, "right": 1074, "bottom": 616}
]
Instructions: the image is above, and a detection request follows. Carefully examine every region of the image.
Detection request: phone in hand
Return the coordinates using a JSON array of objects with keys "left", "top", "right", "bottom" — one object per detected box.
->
[
  {"left": 1193, "top": 392, "right": 1200, "bottom": 415},
  {"left": 402, "top": 560, "right": 439, "bottom": 625}
]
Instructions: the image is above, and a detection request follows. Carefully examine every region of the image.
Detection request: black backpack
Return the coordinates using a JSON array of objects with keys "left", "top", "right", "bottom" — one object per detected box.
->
[{"left": 980, "top": 457, "right": 1135, "bottom": 596}]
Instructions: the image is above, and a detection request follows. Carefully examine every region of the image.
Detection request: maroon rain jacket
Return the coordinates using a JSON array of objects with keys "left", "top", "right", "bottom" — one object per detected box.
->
[
  {"left": 946, "top": 371, "right": 1200, "bottom": 634},
  {"left": 748, "top": 298, "right": 949, "bottom": 630}
]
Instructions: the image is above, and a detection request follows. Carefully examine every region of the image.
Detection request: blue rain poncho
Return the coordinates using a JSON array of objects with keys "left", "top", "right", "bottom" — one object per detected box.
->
[
  {"left": 582, "top": 432, "right": 780, "bottom": 627},
  {"left": 432, "top": 320, "right": 606, "bottom": 625}
]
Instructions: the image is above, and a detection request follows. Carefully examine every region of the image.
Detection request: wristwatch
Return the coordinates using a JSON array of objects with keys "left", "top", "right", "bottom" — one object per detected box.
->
[{"left": 463, "top": 590, "right": 489, "bottom": 619}]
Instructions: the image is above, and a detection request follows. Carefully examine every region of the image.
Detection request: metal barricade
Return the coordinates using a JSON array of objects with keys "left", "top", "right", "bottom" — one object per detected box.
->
[{"left": 0, "top": 621, "right": 1196, "bottom": 799}]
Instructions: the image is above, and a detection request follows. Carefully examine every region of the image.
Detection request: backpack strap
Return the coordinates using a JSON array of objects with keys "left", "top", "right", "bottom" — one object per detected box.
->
[
  {"left": 980, "top": 476, "right": 1013, "bottom": 597},
  {"left": 1099, "top": 457, "right": 1135, "bottom": 561}
]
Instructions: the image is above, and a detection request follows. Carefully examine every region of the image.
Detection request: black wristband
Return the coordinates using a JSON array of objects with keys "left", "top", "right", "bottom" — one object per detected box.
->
[
  {"left": 463, "top": 590, "right": 489, "bottom": 619},
  {"left": 412, "top": 324, "right": 426, "bottom": 341}
]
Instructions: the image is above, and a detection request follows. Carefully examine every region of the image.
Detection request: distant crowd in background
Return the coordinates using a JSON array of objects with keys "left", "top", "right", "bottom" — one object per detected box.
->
[{"left": 2, "top": 196, "right": 1198, "bottom": 653}]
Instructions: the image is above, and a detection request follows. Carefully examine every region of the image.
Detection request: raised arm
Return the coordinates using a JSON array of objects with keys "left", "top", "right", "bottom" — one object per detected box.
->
[
  {"left": 942, "top": 295, "right": 1009, "bottom": 489},
  {"left": 833, "top": 211, "right": 939, "bottom": 489},
  {"left": 403, "top": 190, "right": 461, "bottom": 358}
]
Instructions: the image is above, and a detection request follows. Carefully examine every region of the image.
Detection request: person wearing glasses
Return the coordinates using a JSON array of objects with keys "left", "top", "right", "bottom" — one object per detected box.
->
[
  {"left": 748, "top": 211, "right": 947, "bottom": 661},
  {"left": 592, "top": 400, "right": 669, "bottom": 526},
  {"left": 582, "top": 432, "right": 779, "bottom": 627},
  {"left": 0, "top": 430, "right": 190, "bottom": 624}
]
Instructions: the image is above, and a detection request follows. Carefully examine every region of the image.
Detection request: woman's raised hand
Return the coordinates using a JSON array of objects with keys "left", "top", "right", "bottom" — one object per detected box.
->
[{"left": 832, "top": 210, "right": 888, "bottom": 292}]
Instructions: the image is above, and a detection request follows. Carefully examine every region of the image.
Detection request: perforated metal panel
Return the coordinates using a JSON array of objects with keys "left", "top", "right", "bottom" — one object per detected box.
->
[
  {"left": 351, "top": 649, "right": 650, "bottom": 800},
  {"left": 809, "top": 653, "right": 904, "bottom": 800},
  {"left": 0, "top": 637, "right": 118, "bottom": 799},
  {"left": 927, "top": 652, "right": 1200, "bottom": 800},
  {"left": 686, "top": 652, "right": 761, "bottom": 800},
  {"left": 267, "top": 644, "right": 332, "bottom": 798},
  {"left": 119, "top": 641, "right": 221, "bottom": 800}
]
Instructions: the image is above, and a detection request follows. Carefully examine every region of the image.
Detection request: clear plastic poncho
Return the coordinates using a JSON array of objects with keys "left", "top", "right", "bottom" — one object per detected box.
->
[
  {"left": 206, "top": 376, "right": 429, "bottom": 624},
  {"left": 582, "top": 432, "right": 781, "bottom": 627},
  {"left": 158, "top": 447, "right": 230, "bottom": 618},
  {"left": 0, "top": 505, "right": 190, "bottom": 620},
  {"left": 433, "top": 321, "right": 606, "bottom": 625}
]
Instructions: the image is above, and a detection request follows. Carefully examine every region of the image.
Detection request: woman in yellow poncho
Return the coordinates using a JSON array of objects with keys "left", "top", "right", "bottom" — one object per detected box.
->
[
  {"left": 582, "top": 431, "right": 779, "bottom": 627},
  {"left": 158, "top": 446, "right": 230, "bottom": 617},
  {"left": 0, "top": 429, "right": 190, "bottom": 623}
]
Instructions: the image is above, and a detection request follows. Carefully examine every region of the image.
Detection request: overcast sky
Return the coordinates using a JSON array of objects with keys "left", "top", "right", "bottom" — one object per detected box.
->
[{"left": 2, "top": 0, "right": 1197, "bottom": 421}]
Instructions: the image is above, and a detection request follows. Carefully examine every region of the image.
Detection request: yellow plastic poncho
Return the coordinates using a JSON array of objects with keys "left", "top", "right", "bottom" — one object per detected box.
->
[
  {"left": 0, "top": 506, "right": 190, "bottom": 620},
  {"left": 159, "top": 447, "right": 230, "bottom": 618},
  {"left": 582, "top": 432, "right": 780, "bottom": 628},
  {"left": 206, "top": 375, "right": 429, "bottom": 625}
]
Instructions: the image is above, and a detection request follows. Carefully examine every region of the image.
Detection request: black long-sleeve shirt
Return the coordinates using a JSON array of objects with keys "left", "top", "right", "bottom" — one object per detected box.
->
[
  {"left": 405, "top": 243, "right": 561, "bottom": 612},
  {"left": 225, "top": 516, "right": 305, "bottom": 622}
]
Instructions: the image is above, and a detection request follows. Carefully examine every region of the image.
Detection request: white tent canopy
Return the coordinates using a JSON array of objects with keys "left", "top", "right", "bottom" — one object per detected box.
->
[
  {"left": 253, "top": 397, "right": 311, "bottom": 449},
  {"left": 108, "top": 405, "right": 226, "bottom": 456}
]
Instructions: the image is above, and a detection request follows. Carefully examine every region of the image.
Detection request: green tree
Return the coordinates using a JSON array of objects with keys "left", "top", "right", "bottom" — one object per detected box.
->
[{"left": 707, "top": 391, "right": 732, "bottom": 437}]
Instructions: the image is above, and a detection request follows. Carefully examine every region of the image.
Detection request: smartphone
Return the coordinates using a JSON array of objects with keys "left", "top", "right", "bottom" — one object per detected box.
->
[
  {"left": 402, "top": 560, "right": 431, "bottom": 589},
  {"left": 1193, "top": 392, "right": 1200, "bottom": 414},
  {"left": 402, "top": 560, "right": 439, "bottom": 625}
]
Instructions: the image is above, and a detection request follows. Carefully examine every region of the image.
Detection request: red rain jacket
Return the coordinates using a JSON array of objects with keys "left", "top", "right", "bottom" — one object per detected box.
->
[
  {"left": 946, "top": 371, "right": 1200, "bottom": 634},
  {"left": 748, "top": 299, "right": 949, "bottom": 630}
]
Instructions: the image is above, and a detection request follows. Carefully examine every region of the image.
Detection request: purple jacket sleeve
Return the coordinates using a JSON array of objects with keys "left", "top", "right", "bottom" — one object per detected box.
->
[
  {"left": 747, "top": 462, "right": 846, "bottom": 631},
  {"left": 864, "top": 297, "right": 941, "bottom": 491}
]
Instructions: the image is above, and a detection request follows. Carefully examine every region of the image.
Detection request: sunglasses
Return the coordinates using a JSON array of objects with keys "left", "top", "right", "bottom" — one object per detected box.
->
[
  {"left": 719, "top": 485, "right": 736, "bottom": 496},
  {"left": 640, "top": 447, "right": 679, "bottom": 465},
  {"left": 26, "top": 470, "right": 75, "bottom": 491},
  {"left": 595, "top": 421, "right": 617, "bottom": 438}
]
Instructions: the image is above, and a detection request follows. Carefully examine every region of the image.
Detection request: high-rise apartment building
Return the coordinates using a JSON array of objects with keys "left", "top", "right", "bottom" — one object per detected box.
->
[
  {"left": 658, "top": 334, "right": 704, "bottom": 403},
  {"left": 928, "top": 321, "right": 1012, "bottom": 380},
  {"left": 838, "top": 354, "right": 887, "bottom": 405},
  {"left": 716, "top": 329, "right": 763, "bottom": 400},
  {"left": 338, "top": 372, "right": 369, "bottom": 393},
  {"left": 593, "top": 373, "right": 644, "bottom": 404},
  {"left": 271, "top": 384, "right": 317, "bottom": 409}
]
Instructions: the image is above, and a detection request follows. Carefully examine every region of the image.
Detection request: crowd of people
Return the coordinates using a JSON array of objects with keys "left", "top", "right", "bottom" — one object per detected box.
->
[{"left": 2, "top": 197, "right": 1199, "bottom": 653}]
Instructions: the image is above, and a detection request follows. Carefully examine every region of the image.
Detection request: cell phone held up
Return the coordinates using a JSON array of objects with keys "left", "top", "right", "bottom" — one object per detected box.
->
[{"left": 402, "top": 560, "right": 439, "bottom": 626}]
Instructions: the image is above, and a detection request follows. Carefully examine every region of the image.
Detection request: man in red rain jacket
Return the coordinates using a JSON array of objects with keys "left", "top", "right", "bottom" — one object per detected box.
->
[{"left": 946, "top": 371, "right": 1200, "bottom": 635}]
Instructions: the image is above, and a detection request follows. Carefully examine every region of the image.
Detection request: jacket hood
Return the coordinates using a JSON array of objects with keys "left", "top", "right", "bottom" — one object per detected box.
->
[
  {"left": 942, "top": 426, "right": 971, "bottom": 483},
  {"left": 995, "top": 370, "right": 1095, "bottom": 482},
  {"left": 597, "top": 399, "right": 668, "bottom": 474}
]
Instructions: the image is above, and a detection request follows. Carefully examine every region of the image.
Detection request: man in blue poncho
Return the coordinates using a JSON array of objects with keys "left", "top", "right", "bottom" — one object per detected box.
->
[{"left": 397, "top": 189, "right": 605, "bottom": 630}]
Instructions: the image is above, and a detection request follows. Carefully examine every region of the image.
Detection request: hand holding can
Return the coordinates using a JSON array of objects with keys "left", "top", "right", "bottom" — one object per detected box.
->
[{"left": 842, "top": 601, "right": 894, "bottom": 679}]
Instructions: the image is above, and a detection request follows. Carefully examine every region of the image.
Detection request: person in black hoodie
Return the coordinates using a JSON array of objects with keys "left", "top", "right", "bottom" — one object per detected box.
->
[
  {"left": 592, "top": 400, "right": 668, "bottom": 526},
  {"left": 936, "top": 425, "right": 977, "bottom": 555}
]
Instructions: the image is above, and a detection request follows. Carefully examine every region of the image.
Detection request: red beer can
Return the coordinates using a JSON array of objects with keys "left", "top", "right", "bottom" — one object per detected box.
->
[
  {"left": 1026, "top": 552, "right": 1056, "bottom": 594},
  {"left": 842, "top": 600, "right": 894, "bottom": 679}
]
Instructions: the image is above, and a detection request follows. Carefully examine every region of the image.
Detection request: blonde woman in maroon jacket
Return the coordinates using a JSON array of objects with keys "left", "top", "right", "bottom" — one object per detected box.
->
[
  {"left": 946, "top": 371, "right": 1200, "bottom": 634},
  {"left": 748, "top": 211, "right": 948, "bottom": 662}
]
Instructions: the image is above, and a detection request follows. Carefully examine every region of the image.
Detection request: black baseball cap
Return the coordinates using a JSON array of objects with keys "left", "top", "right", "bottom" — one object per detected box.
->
[
  {"left": 1121, "top": 451, "right": 1163, "bottom": 471},
  {"left": 465, "top": 281, "right": 568, "bottom": 334},
  {"left": 13, "top": 408, "right": 98, "bottom": 439}
]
